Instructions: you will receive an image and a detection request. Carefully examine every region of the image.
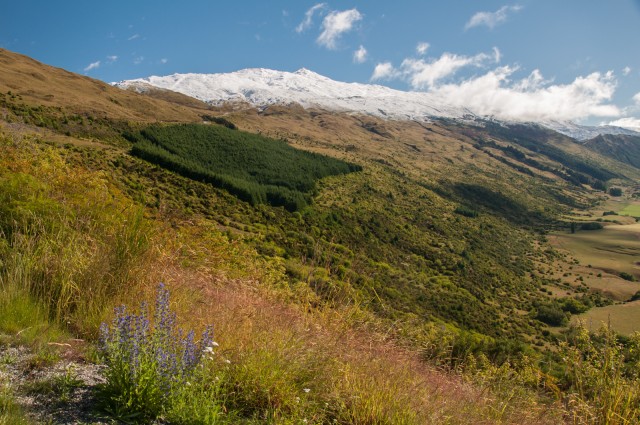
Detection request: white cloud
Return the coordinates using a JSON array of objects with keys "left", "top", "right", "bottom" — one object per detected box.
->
[
  {"left": 430, "top": 68, "right": 619, "bottom": 122},
  {"left": 83, "top": 61, "right": 100, "bottom": 72},
  {"left": 465, "top": 5, "right": 522, "bottom": 30},
  {"left": 633, "top": 92, "right": 640, "bottom": 104},
  {"left": 133, "top": 56, "right": 144, "bottom": 65},
  {"left": 317, "top": 8, "right": 362, "bottom": 49},
  {"left": 607, "top": 117, "right": 640, "bottom": 131},
  {"left": 296, "top": 3, "right": 326, "bottom": 33},
  {"left": 492, "top": 47, "right": 501, "bottom": 63},
  {"left": 623, "top": 66, "right": 631, "bottom": 76},
  {"left": 382, "top": 51, "right": 493, "bottom": 89},
  {"left": 160, "top": 58, "right": 168, "bottom": 64},
  {"left": 371, "top": 62, "right": 398, "bottom": 81},
  {"left": 106, "top": 55, "right": 118, "bottom": 63},
  {"left": 128, "top": 34, "right": 140, "bottom": 41},
  {"left": 353, "top": 45, "right": 367, "bottom": 63},
  {"left": 416, "top": 42, "right": 430, "bottom": 55}
]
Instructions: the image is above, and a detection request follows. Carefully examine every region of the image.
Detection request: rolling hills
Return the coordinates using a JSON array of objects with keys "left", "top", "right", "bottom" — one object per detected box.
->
[{"left": 2, "top": 48, "right": 640, "bottom": 423}]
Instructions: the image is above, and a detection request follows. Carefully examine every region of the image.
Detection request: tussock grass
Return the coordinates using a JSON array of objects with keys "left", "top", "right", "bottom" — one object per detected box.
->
[
  {"left": 0, "top": 134, "right": 154, "bottom": 338},
  {"left": 174, "top": 282, "right": 562, "bottom": 424}
]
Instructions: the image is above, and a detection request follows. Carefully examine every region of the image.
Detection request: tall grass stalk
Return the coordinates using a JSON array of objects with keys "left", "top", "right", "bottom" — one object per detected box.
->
[
  {"left": 561, "top": 326, "right": 640, "bottom": 424},
  {"left": 0, "top": 137, "right": 152, "bottom": 337}
]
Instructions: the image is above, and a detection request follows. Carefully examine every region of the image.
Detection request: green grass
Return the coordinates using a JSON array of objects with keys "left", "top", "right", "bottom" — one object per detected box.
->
[
  {"left": 575, "top": 301, "right": 640, "bottom": 335},
  {"left": 619, "top": 202, "right": 640, "bottom": 218}
]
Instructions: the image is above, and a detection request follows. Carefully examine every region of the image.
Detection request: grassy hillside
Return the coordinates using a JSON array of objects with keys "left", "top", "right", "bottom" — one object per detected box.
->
[{"left": 2, "top": 48, "right": 640, "bottom": 423}]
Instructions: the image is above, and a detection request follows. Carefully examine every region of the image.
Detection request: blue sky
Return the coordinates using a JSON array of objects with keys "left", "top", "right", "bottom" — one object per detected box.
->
[{"left": 2, "top": 1, "right": 640, "bottom": 128}]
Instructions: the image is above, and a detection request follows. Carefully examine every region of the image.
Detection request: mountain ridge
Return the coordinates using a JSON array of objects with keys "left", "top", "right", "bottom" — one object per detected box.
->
[{"left": 114, "top": 67, "right": 640, "bottom": 141}]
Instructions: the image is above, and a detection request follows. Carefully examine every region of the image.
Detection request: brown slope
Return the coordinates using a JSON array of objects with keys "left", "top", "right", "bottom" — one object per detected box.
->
[
  {"left": 0, "top": 48, "right": 205, "bottom": 122},
  {"left": 583, "top": 134, "right": 640, "bottom": 169}
]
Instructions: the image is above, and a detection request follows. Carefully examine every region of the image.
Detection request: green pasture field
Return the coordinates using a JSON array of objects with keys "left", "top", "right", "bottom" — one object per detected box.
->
[
  {"left": 575, "top": 300, "right": 640, "bottom": 335},
  {"left": 550, "top": 223, "right": 640, "bottom": 286}
]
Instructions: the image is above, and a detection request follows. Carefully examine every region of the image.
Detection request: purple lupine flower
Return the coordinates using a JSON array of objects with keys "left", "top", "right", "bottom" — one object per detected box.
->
[
  {"left": 99, "top": 283, "right": 216, "bottom": 405},
  {"left": 182, "top": 330, "right": 197, "bottom": 371}
]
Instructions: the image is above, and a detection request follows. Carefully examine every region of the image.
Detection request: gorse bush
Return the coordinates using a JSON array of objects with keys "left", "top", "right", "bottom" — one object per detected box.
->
[{"left": 98, "top": 283, "right": 219, "bottom": 422}]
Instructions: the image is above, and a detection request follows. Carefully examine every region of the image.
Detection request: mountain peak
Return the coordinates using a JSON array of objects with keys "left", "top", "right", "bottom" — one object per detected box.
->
[{"left": 113, "top": 68, "right": 640, "bottom": 141}]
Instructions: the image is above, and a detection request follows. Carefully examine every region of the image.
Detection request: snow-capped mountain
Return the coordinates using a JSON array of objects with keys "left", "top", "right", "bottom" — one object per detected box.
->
[
  {"left": 113, "top": 68, "right": 640, "bottom": 141},
  {"left": 539, "top": 120, "right": 640, "bottom": 141}
]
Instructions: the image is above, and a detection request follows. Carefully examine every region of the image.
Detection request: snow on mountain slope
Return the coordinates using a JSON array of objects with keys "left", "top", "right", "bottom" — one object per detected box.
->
[
  {"left": 113, "top": 68, "right": 640, "bottom": 141},
  {"left": 114, "top": 68, "right": 471, "bottom": 121},
  {"left": 540, "top": 120, "right": 640, "bottom": 141}
]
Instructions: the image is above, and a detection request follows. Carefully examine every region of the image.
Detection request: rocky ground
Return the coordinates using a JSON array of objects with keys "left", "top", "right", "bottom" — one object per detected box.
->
[{"left": 0, "top": 340, "right": 109, "bottom": 424}]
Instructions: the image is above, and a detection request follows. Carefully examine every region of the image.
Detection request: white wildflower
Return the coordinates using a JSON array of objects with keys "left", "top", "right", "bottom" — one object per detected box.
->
[{"left": 303, "top": 388, "right": 311, "bottom": 393}]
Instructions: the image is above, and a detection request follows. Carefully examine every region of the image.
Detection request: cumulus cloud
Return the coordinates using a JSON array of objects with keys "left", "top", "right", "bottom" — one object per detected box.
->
[
  {"left": 106, "top": 55, "right": 118, "bottom": 63},
  {"left": 372, "top": 51, "right": 495, "bottom": 89},
  {"left": 371, "top": 62, "right": 398, "bottom": 81},
  {"left": 416, "top": 42, "right": 430, "bottom": 55},
  {"left": 429, "top": 68, "right": 619, "bottom": 122},
  {"left": 622, "top": 66, "right": 631, "bottom": 76},
  {"left": 296, "top": 3, "right": 326, "bottom": 33},
  {"left": 465, "top": 5, "right": 522, "bottom": 30},
  {"left": 160, "top": 58, "right": 168, "bottom": 64},
  {"left": 133, "top": 56, "right": 144, "bottom": 65},
  {"left": 317, "top": 8, "right": 362, "bottom": 49},
  {"left": 353, "top": 45, "right": 367, "bottom": 63},
  {"left": 607, "top": 117, "right": 640, "bottom": 131},
  {"left": 84, "top": 61, "right": 100, "bottom": 72},
  {"left": 634, "top": 92, "right": 640, "bottom": 104}
]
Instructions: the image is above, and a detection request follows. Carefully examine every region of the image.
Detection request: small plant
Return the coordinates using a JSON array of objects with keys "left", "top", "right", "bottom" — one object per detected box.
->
[
  {"left": 0, "top": 376, "right": 30, "bottom": 424},
  {"left": 25, "top": 365, "right": 83, "bottom": 403},
  {"left": 98, "top": 283, "right": 217, "bottom": 422}
]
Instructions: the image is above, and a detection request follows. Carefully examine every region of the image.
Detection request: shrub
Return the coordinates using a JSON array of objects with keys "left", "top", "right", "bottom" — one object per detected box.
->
[
  {"left": 620, "top": 272, "right": 635, "bottom": 282},
  {"left": 560, "top": 297, "right": 590, "bottom": 314},
  {"left": 580, "top": 222, "right": 603, "bottom": 231},
  {"left": 454, "top": 206, "right": 479, "bottom": 218},
  {"left": 535, "top": 305, "right": 568, "bottom": 326},
  {"left": 608, "top": 187, "right": 622, "bottom": 196},
  {"left": 98, "top": 284, "right": 219, "bottom": 422}
]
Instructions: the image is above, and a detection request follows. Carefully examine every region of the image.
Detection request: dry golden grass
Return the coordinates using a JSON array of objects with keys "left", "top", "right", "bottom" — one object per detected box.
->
[
  {"left": 0, "top": 48, "right": 205, "bottom": 123},
  {"left": 162, "top": 275, "right": 565, "bottom": 424},
  {"left": 574, "top": 301, "right": 640, "bottom": 335},
  {"left": 549, "top": 226, "right": 640, "bottom": 282}
]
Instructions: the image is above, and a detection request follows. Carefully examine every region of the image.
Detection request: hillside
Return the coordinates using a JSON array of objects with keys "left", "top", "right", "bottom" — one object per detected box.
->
[
  {"left": 0, "top": 48, "right": 204, "bottom": 123},
  {"left": 2, "top": 48, "right": 640, "bottom": 424},
  {"left": 583, "top": 134, "right": 640, "bottom": 169}
]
